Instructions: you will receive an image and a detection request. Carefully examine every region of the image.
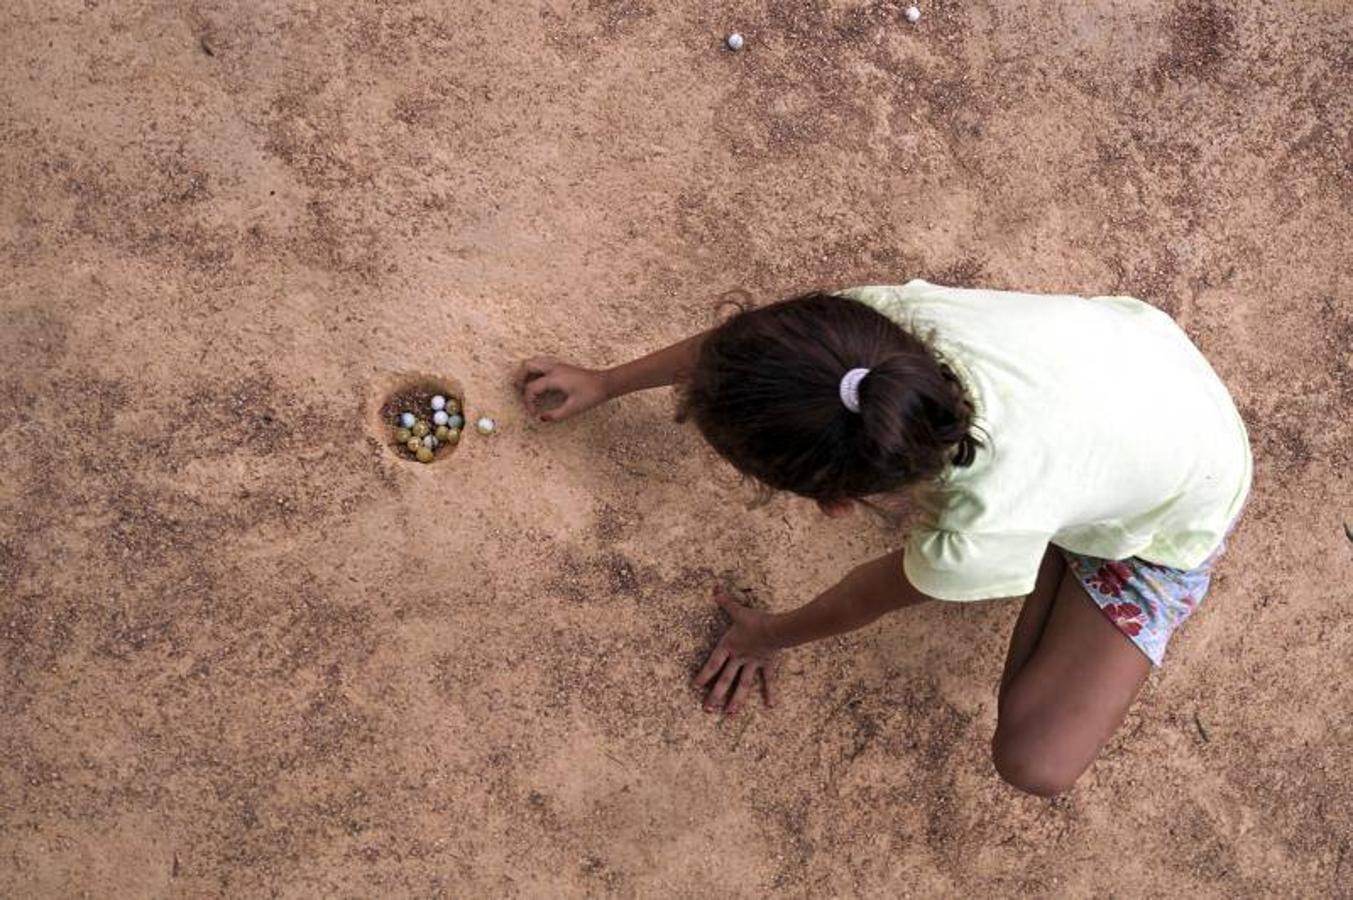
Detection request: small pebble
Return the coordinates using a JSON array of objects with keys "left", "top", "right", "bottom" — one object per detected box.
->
[
  {"left": 726, "top": 32, "right": 744, "bottom": 51},
  {"left": 904, "top": 5, "right": 921, "bottom": 22},
  {"left": 399, "top": 412, "right": 416, "bottom": 428},
  {"left": 446, "top": 397, "right": 461, "bottom": 415},
  {"left": 415, "top": 445, "right": 434, "bottom": 463},
  {"left": 412, "top": 420, "right": 430, "bottom": 438},
  {"left": 406, "top": 437, "right": 422, "bottom": 453},
  {"left": 447, "top": 413, "right": 465, "bottom": 430},
  {"left": 395, "top": 427, "right": 412, "bottom": 443},
  {"left": 431, "top": 395, "right": 447, "bottom": 411},
  {"left": 433, "top": 410, "right": 449, "bottom": 426},
  {"left": 423, "top": 434, "right": 436, "bottom": 449},
  {"left": 476, "top": 416, "right": 496, "bottom": 435},
  {"left": 434, "top": 425, "right": 450, "bottom": 440},
  {"left": 444, "top": 428, "right": 461, "bottom": 444}
]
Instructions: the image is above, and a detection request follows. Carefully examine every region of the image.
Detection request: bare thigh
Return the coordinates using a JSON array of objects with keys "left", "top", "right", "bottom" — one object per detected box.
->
[{"left": 992, "top": 562, "right": 1152, "bottom": 796}]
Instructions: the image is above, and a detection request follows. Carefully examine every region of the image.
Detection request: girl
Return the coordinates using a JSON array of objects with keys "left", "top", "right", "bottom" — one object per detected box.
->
[{"left": 515, "top": 280, "right": 1251, "bottom": 796}]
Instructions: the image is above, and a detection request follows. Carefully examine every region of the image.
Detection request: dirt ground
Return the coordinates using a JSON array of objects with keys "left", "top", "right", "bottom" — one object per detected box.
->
[{"left": 2, "top": 0, "right": 1350, "bottom": 896}]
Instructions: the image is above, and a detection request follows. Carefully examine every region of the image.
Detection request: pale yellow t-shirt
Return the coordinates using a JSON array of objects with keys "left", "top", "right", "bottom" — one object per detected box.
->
[{"left": 841, "top": 281, "right": 1252, "bottom": 602}]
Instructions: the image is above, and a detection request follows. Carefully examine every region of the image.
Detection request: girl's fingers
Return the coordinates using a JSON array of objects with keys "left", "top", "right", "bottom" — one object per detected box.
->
[
  {"left": 761, "top": 662, "right": 777, "bottom": 708},
  {"left": 537, "top": 388, "right": 581, "bottom": 422},
  {"left": 704, "top": 659, "right": 740, "bottom": 712},
  {"left": 711, "top": 587, "right": 747, "bottom": 622},
  {"left": 522, "top": 376, "right": 562, "bottom": 416},
  {"left": 725, "top": 664, "right": 755, "bottom": 716},
  {"left": 513, "top": 357, "right": 556, "bottom": 390},
  {"left": 693, "top": 644, "right": 730, "bottom": 689},
  {"left": 538, "top": 399, "right": 574, "bottom": 423},
  {"left": 519, "top": 376, "right": 568, "bottom": 416}
]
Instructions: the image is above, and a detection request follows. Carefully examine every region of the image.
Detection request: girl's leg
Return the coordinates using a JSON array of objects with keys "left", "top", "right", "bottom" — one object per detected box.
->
[
  {"left": 992, "top": 564, "right": 1151, "bottom": 796},
  {"left": 998, "top": 546, "right": 1066, "bottom": 703}
]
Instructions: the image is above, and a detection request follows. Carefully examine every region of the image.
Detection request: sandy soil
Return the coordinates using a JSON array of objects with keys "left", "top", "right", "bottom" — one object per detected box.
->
[{"left": 2, "top": 0, "right": 1350, "bottom": 896}]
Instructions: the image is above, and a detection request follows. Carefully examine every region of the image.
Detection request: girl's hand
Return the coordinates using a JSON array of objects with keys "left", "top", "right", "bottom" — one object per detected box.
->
[
  {"left": 693, "top": 587, "right": 780, "bottom": 716},
  {"left": 514, "top": 356, "right": 610, "bottom": 423}
]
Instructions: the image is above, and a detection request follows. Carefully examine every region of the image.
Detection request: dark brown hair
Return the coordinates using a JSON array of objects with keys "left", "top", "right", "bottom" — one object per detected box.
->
[{"left": 681, "top": 292, "right": 981, "bottom": 503}]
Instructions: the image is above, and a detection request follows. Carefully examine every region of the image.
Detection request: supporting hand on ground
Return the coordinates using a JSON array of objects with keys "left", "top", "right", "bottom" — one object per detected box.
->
[{"left": 693, "top": 587, "right": 779, "bottom": 716}]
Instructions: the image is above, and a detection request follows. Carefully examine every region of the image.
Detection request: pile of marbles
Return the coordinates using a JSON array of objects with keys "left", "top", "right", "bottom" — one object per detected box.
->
[{"left": 392, "top": 393, "right": 496, "bottom": 463}]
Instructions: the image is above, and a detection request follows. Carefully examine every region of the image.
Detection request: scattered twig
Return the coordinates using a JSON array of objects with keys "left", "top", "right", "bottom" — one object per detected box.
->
[
  {"left": 199, "top": 36, "right": 215, "bottom": 57},
  {"left": 1193, "top": 712, "right": 1210, "bottom": 744},
  {"left": 1344, "top": 522, "right": 1353, "bottom": 544}
]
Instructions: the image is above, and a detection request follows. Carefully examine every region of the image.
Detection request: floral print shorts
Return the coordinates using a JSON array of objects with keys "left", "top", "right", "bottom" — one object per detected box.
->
[{"left": 1060, "top": 531, "right": 1234, "bottom": 667}]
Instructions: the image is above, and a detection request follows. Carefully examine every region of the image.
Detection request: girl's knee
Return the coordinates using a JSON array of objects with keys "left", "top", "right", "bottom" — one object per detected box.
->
[{"left": 990, "top": 728, "right": 1081, "bottom": 797}]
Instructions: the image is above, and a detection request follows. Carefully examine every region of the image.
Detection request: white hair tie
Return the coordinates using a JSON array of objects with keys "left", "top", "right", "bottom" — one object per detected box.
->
[{"left": 839, "top": 368, "right": 870, "bottom": 414}]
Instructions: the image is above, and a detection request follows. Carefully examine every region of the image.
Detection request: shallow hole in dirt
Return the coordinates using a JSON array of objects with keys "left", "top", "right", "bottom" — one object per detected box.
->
[{"left": 376, "top": 376, "right": 466, "bottom": 465}]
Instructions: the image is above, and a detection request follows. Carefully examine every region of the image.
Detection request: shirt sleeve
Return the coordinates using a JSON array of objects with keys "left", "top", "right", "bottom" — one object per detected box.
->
[
  {"left": 903, "top": 528, "right": 1051, "bottom": 602},
  {"left": 837, "top": 282, "right": 933, "bottom": 316}
]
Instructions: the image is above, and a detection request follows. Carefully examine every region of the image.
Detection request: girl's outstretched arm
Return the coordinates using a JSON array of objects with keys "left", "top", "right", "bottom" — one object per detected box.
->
[
  {"left": 694, "top": 549, "right": 934, "bottom": 715},
  {"left": 515, "top": 332, "right": 707, "bottom": 422}
]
